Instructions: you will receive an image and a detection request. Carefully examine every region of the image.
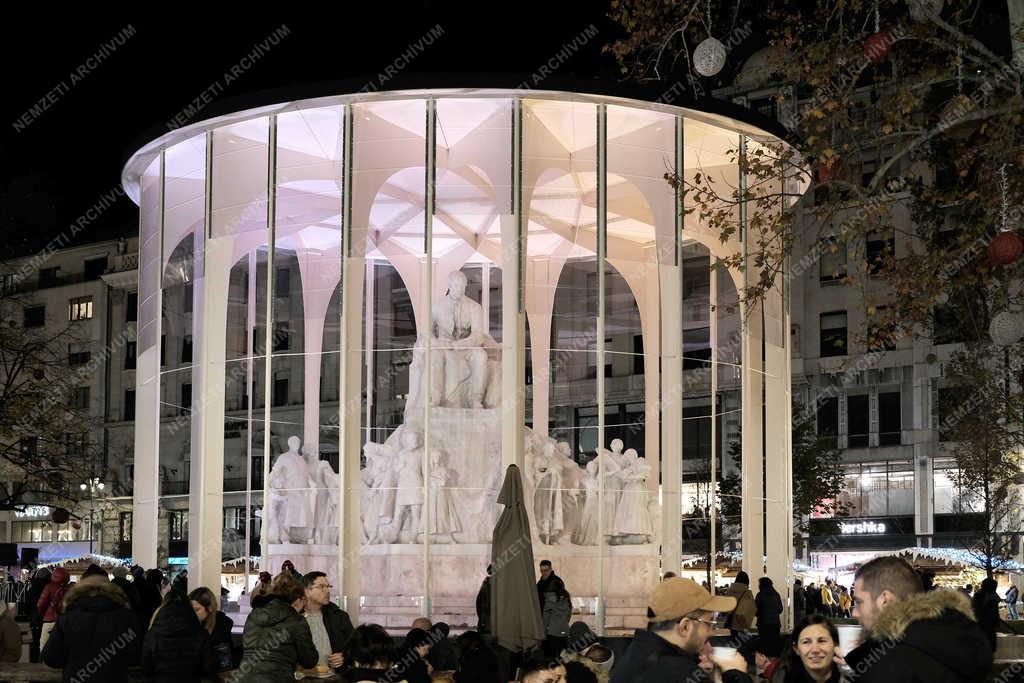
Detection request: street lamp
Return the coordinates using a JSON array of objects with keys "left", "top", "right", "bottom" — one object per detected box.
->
[{"left": 80, "top": 477, "right": 104, "bottom": 554}]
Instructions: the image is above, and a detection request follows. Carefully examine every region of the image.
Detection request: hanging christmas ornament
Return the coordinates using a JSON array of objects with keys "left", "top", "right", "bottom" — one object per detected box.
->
[
  {"left": 817, "top": 158, "right": 840, "bottom": 183},
  {"left": 864, "top": 2, "right": 892, "bottom": 63},
  {"left": 51, "top": 508, "right": 70, "bottom": 524},
  {"left": 989, "top": 310, "right": 1024, "bottom": 346},
  {"left": 71, "top": 520, "right": 82, "bottom": 530},
  {"left": 694, "top": 37, "right": 727, "bottom": 77},
  {"left": 693, "top": 0, "right": 726, "bottom": 77},
  {"left": 988, "top": 163, "right": 1023, "bottom": 265},
  {"left": 864, "top": 31, "right": 892, "bottom": 63},
  {"left": 988, "top": 232, "right": 1023, "bottom": 265},
  {"left": 934, "top": 291, "right": 949, "bottom": 305}
]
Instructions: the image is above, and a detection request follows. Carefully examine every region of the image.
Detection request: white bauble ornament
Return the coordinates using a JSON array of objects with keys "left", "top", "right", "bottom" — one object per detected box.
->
[
  {"left": 989, "top": 310, "right": 1024, "bottom": 346},
  {"left": 693, "top": 37, "right": 727, "bottom": 77},
  {"left": 934, "top": 291, "right": 949, "bottom": 305}
]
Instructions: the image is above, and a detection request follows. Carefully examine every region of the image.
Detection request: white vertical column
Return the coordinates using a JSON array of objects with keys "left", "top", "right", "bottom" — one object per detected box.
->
[
  {"left": 189, "top": 126, "right": 232, "bottom": 591},
  {"left": 596, "top": 104, "right": 608, "bottom": 634},
  {"left": 740, "top": 135, "right": 766, "bottom": 581},
  {"left": 338, "top": 104, "right": 363, "bottom": 618},
  {"left": 658, "top": 116, "right": 684, "bottom": 577},
  {"left": 709, "top": 257, "right": 718, "bottom": 581},
  {"left": 500, "top": 100, "right": 525, "bottom": 472},
  {"left": 132, "top": 151, "right": 165, "bottom": 571},
  {"left": 421, "top": 98, "right": 436, "bottom": 620}
]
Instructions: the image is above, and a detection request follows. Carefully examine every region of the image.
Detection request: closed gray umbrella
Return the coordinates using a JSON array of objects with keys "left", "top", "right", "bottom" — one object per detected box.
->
[{"left": 491, "top": 464, "right": 545, "bottom": 652}]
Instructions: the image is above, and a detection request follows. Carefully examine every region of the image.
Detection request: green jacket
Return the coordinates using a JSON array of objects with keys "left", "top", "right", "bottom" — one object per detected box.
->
[{"left": 232, "top": 595, "right": 318, "bottom": 682}]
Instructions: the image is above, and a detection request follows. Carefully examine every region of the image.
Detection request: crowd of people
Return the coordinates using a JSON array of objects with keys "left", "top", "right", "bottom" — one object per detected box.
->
[{"left": 7, "top": 553, "right": 1015, "bottom": 682}]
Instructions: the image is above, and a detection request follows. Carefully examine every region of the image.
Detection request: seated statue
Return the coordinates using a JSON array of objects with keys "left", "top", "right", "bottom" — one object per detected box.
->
[{"left": 409, "top": 270, "right": 500, "bottom": 409}]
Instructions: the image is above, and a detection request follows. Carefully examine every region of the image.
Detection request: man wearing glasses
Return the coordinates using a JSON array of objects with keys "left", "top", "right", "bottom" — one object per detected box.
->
[
  {"left": 303, "top": 571, "right": 355, "bottom": 673},
  {"left": 611, "top": 577, "right": 752, "bottom": 682}
]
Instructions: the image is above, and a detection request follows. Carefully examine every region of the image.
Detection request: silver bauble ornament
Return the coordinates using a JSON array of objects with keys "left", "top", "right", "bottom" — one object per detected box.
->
[
  {"left": 989, "top": 310, "right": 1024, "bottom": 346},
  {"left": 909, "top": 0, "right": 943, "bottom": 22},
  {"left": 693, "top": 37, "right": 727, "bottom": 77}
]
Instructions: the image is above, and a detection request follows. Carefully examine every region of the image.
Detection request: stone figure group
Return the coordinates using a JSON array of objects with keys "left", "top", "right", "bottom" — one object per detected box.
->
[
  {"left": 407, "top": 270, "right": 502, "bottom": 409},
  {"left": 266, "top": 435, "right": 340, "bottom": 545},
  {"left": 360, "top": 431, "right": 461, "bottom": 545},
  {"left": 525, "top": 434, "right": 654, "bottom": 546}
]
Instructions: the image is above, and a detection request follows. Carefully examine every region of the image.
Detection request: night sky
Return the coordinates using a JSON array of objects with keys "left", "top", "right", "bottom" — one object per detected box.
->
[{"left": 0, "top": 5, "right": 636, "bottom": 255}]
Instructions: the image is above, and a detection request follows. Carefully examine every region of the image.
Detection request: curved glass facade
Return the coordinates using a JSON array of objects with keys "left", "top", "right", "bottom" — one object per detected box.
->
[{"left": 124, "top": 90, "right": 794, "bottom": 633}]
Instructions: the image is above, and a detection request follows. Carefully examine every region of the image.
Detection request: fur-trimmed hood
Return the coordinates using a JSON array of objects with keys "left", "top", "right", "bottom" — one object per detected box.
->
[
  {"left": 853, "top": 588, "right": 992, "bottom": 681},
  {"left": 62, "top": 579, "right": 132, "bottom": 612},
  {"left": 871, "top": 588, "right": 974, "bottom": 640}
]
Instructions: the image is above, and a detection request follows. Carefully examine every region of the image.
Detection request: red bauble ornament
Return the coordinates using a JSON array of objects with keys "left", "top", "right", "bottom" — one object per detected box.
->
[
  {"left": 864, "top": 31, "right": 892, "bottom": 63},
  {"left": 51, "top": 508, "right": 69, "bottom": 524},
  {"left": 987, "top": 231, "right": 1024, "bottom": 266},
  {"left": 71, "top": 521, "right": 81, "bottom": 530},
  {"left": 818, "top": 159, "right": 840, "bottom": 183}
]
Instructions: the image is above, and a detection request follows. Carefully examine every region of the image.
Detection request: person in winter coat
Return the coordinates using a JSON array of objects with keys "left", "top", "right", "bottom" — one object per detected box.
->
[
  {"left": 842, "top": 556, "right": 991, "bottom": 682},
  {"left": 820, "top": 581, "right": 836, "bottom": 617},
  {"left": 972, "top": 577, "right": 1001, "bottom": 652},
  {"left": 26, "top": 567, "right": 50, "bottom": 662},
  {"left": 138, "top": 568, "right": 164, "bottom": 629},
  {"left": 189, "top": 586, "right": 236, "bottom": 672},
  {"left": 142, "top": 590, "right": 216, "bottom": 682},
  {"left": 724, "top": 571, "right": 755, "bottom": 634},
  {"left": 542, "top": 576, "right": 573, "bottom": 657},
  {"left": 36, "top": 566, "right": 70, "bottom": 650},
  {"left": 765, "top": 615, "right": 843, "bottom": 683},
  {"left": 755, "top": 576, "right": 784, "bottom": 657},
  {"left": 560, "top": 622, "right": 613, "bottom": 683},
  {"left": 395, "top": 627, "right": 433, "bottom": 683},
  {"left": 1007, "top": 582, "right": 1020, "bottom": 620},
  {"left": 110, "top": 565, "right": 140, "bottom": 612},
  {"left": 454, "top": 630, "right": 499, "bottom": 683},
  {"left": 301, "top": 571, "right": 355, "bottom": 674},
  {"left": 342, "top": 623, "right": 411, "bottom": 682},
  {"left": 0, "top": 602, "right": 22, "bottom": 662},
  {"left": 792, "top": 580, "right": 807, "bottom": 626},
  {"left": 837, "top": 586, "right": 852, "bottom": 618},
  {"left": 233, "top": 572, "right": 317, "bottom": 680},
  {"left": 475, "top": 565, "right": 492, "bottom": 633},
  {"left": 805, "top": 583, "right": 822, "bottom": 616},
  {"left": 252, "top": 570, "right": 273, "bottom": 599},
  {"left": 610, "top": 577, "right": 750, "bottom": 683},
  {"left": 41, "top": 579, "right": 142, "bottom": 683}
]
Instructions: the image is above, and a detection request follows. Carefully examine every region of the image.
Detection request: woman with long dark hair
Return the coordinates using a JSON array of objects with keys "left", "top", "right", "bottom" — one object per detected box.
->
[
  {"left": 767, "top": 615, "right": 845, "bottom": 683},
  {"left": 189, "top": 587, "right": 235, "bottom": 672}
]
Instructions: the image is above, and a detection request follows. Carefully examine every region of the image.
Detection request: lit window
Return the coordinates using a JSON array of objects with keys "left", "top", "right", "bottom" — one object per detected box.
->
[{"left": 68, "top": 297, "right": 94, "bottom": 321}]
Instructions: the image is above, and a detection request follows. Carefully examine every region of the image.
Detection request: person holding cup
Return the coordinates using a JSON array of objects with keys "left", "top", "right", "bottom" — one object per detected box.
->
[
  {"left": 610, "top": 577, "right": 752, "bottom": 683},
  {"left": 764, "top": 615, "right": 844, "bottom": 683}
]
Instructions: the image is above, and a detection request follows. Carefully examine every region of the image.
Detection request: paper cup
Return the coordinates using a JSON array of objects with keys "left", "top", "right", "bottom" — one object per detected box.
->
[
  {"left": 711, "top": 645, "right": 738, "bottom": 660},
  {"left": 836, "top": 625, "right": 862, "bottom": 656}
]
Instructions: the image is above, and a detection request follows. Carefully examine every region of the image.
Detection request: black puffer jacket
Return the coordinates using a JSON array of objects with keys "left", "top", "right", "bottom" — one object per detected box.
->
[
  {"left": 610, "top": 629, "right": 751, "bottom": 683},
  {"left": 142, "top": 600, "right": 216, "bottom": 682},
  {"left": 845, "top": 589, "right": 992, "bottom": 682},
  {"left": 41, "top": 580, "right": 142, "bottom": 683},
  {"left": 233, "top": 594, "right": 317, "bottom": 682}
]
